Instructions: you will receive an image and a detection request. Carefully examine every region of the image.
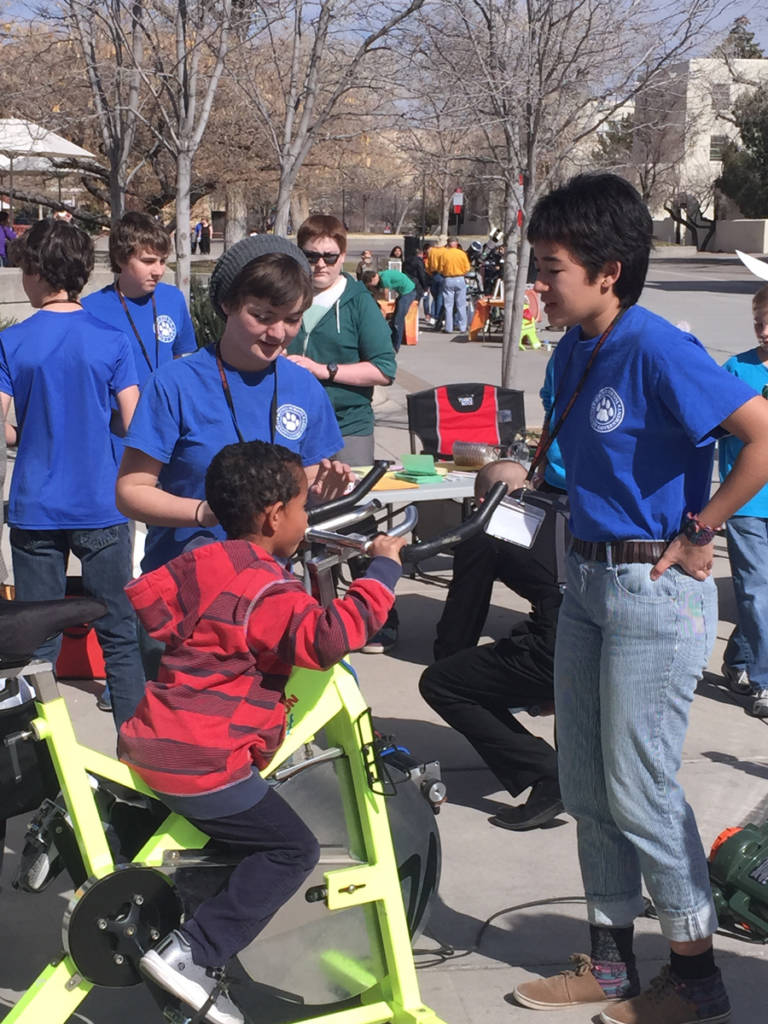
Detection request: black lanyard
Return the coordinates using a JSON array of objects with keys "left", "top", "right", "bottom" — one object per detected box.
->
[
  {"left": 528, "top": 310, "right": 624, "bottom": 482},
  {"left": 215, "top": 342, "right": 277, "bottom": 444},
  {"left": 117, "top": 286, "right": 159, "bottom": 372}
]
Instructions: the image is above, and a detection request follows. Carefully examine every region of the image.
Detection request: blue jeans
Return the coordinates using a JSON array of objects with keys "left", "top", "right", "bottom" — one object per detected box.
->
[
  {"left": 11, "top": 524, "right": 145, "bottom": 729},
  {"left": 723, "top": 516, "right": 768, "bottom": 690},
  {"left": 430, "top": 273, "right": 445, "bottom": 323},
  {"left": 554, "top": 552, "right": 718, "bottom": 943},
  {"left": 442, "top": 275, "right": 468, "bottom": 332}
]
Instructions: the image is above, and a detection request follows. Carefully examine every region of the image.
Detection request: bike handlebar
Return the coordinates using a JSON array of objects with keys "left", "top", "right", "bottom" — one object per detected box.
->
[
  {"left": 307, "top": 461, "right": 390, "bottom": 526},
  {"left": 399, "top": 481, "right": 507, "bottom": 563}
]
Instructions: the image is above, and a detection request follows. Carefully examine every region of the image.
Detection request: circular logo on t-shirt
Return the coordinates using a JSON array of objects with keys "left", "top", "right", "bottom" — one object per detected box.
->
[
  {"left": 277, "top": 404, "right": 308, "bottom": 441},
  {"left": 590, "top": 387, "right": 624, "bottom": 433},
  {"left": 156, "top": 314, "right": 177, "bottom": 344}
]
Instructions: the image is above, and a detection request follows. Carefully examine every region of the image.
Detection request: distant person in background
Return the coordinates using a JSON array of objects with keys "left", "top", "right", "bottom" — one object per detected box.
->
[
  {"left": 439, "top": 237, "right": 471, "bottom": 333},
  {"left": 403, "top": 244, "right": 430, "bottom": 317},
  {"left": 361, "top": 267, "right": 416, "bottom": 353},
  {"left": 356, "top": 249, "right": 374, "bottom": 280},
  {"left": 191, "top": 219, "right": 200, "bottom": 255},
  {"left": 426, "top": 239, "right": 448, "bottom": 329},
  {"left": 0, "top": 212, "right": 17, "bottom": 267},
  {"left": 388, "top": 244, "right": 403, "bottom": 263},
  {"left": 198, "top": 217, "right": 211, "bottom": 256}
]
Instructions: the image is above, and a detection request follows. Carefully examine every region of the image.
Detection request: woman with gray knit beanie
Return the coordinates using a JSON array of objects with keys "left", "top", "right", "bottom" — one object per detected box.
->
[{"left": 116, "top": 234, "right": 352, "bottom": 580}]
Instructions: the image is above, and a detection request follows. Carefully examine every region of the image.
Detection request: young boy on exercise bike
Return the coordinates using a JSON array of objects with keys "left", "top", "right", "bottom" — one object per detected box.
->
[{"left": 119, "top": 439, "right": 405, "bottom": 1024}]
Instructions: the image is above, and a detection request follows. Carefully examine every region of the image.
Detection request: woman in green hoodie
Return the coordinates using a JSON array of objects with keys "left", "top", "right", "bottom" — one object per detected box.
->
[{"left": 286, "top": 215, "right": 396, "bottom": 467}]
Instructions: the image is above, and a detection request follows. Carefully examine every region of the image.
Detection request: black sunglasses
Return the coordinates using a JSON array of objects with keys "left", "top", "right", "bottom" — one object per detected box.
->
[{"left": 302, "top": 250, "right": 342, "bottom": 266}]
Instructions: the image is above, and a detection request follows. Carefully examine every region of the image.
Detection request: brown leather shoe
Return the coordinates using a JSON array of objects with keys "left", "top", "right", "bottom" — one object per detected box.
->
[{"left": 513, "top": 953, "right": 617, "bottom": 1010}]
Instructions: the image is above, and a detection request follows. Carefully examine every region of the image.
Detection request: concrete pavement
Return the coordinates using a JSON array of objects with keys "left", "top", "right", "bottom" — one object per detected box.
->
[{"left": 2, "top": 252, "right": 768, "bottom": 1022}]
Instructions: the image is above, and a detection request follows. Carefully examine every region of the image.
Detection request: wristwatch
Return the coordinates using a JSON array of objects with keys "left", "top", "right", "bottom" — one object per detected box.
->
[{"left": 326, "top": 362, "right": 339, "bottom": 382}]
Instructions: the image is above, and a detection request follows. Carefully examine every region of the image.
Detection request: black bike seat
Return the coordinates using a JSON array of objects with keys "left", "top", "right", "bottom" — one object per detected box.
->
[{"left": 0, "top": 597, "right": 107, "bottom": 670}]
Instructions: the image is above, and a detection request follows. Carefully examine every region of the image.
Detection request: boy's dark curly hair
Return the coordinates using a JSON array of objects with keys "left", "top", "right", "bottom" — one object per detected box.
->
[
  {"left": 11, "top": 219, "right": 94, "bottom": 299},
  {"left": 205, "top": 441, "right": 304, "bottom": 539}
]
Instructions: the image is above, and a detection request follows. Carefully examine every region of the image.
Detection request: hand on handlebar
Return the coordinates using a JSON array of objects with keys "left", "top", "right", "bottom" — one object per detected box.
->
[
  {"left": 367, "top": 534, "right": 408, "bottom": 564},
  {"left": 309, "top": 459, "right": 356, "bottom": 503}
]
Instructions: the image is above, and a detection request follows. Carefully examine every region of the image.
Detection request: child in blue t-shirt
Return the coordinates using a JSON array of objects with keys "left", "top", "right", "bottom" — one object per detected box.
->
[
  {"left": 82, "top": 212, "right": 197, "bottom": 391},
  {"left": 718, "top": 283, "right": 768, "bottom": 717},
  {"left": 0, "top": 219, "right": 145, "bottom": 727}
]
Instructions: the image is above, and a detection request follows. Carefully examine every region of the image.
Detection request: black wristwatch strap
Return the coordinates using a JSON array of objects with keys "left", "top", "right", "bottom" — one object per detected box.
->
[{"left": 327, "top": 362, "right": 339, "bottom": 382}]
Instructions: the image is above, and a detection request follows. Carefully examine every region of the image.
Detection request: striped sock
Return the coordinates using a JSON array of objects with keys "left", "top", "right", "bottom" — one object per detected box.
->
[{"left": 591, "top": 959, "right": 640, "bottom": 999}]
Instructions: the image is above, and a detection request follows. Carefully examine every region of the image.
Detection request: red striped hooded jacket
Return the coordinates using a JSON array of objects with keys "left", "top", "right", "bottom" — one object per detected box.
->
[{"left": 118, "top": 539, "right": 398, "bottom": 798}]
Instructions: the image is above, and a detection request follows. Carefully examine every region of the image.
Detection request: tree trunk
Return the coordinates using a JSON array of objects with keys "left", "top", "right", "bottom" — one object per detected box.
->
[
  {"left": 440, "top": 189, "right": 450, "bottom": 237},
  {"left": 109, "top": 167, "right": 126, "bottom": 224},
  {"left": 175, "top": 150, "right": 193, "bottom": 303},
  {"left": 224, "top": 183, "right": 248, "bottom": 249},
  {"left": 290, "top": 192, "right": 309, "bottom": 235},
  {"left": 274, "top": 170, "right": 295, "bottom": 236},
  {"left": 503, "top": 234, "right": 532, "bottom": 389}
]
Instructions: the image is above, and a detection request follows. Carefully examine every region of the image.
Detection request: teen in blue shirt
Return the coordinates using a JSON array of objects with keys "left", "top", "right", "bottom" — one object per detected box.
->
[
  {"left": 718, "top": 283, "right": 768, "bottom": 717},
  {"left": 0, "top": 219, "right": 145, "bottom": 728},
  {"left": 512, "top": 174, "right": 768, "bottom": 1024},
  {"left": 83, "top": 212, "right": 196, "bottom": 391},
  {"left": 116, "top": 235, "right": 349, "bottom": 575}
]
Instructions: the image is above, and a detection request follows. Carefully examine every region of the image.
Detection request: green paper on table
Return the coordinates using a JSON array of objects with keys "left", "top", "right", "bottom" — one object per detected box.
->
[{"left": 393, "top": 454, "right": 446, "bottom": 484}]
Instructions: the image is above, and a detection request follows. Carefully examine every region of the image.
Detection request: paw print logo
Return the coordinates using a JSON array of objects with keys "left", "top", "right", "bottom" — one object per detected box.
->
[
  {"left": 589, "top": 387, "right": 624, "bottom": 433},
  {"left": 156, "top": 314, "right": 177, "bottom": 344},
  {"left": 277, "top": 403, "right": 308, "bottom": 440}
]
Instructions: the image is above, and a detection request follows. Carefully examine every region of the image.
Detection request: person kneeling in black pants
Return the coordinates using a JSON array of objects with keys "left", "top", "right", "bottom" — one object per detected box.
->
[{"left": 419, "top": 461, "right": 567, "bottom": 831}]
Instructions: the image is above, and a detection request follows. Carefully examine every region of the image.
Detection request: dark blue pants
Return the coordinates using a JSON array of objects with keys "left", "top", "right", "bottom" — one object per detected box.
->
[
  {"left": 10, "top": 524, "right": 145, "bottom": 728},
  {"left": 182, "top": 788, "right": 320, "bottom": 967},
  {"left": 430, "top": 273, "right": 445, "bottom": 323},
  {"left": 390, "top": 291, "right": 416, "bottom": 352}
]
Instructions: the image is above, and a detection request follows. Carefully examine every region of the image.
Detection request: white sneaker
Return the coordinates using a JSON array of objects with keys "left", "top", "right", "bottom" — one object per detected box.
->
[
  {"left": 140, "top": 930, "right": 243, "bottom": 1024},
  {"left": 750, "top": 689, "right": 768, "bottom": 718},
  {"left": 721, "top": 663, "right": 751, "bottom": 695}
]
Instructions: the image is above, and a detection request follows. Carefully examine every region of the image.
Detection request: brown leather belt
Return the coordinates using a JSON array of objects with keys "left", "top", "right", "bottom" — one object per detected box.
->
[{"left": 571, "top": 537, "right": 669, "bottom": 564}]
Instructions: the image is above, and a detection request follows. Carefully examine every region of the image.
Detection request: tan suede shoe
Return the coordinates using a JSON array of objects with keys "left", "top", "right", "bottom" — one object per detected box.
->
[{"left": 513, "top": 953, "right": 617, "bottom": 1010}]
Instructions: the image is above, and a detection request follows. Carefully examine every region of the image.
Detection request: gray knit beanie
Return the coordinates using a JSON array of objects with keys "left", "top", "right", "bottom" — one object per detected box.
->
[{"left": 208, "top": 234, "right": 311, "bottom": 319}]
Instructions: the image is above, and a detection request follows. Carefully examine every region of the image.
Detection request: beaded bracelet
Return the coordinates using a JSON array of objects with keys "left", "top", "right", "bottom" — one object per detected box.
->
[
  {"left": 681, "top": 512, "right": 717, "bottom": 547},
  {"left": 194, "top": 500, "right": 205, "bottom": 526}
]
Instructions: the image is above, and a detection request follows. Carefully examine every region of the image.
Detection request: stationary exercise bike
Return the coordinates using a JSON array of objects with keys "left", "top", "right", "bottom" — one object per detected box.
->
[{"left": 1, "top": 466, "right": 506, "bottom": 1024}]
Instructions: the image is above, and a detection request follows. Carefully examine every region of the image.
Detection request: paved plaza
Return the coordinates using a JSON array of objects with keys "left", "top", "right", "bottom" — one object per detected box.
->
[{"left": 1, "top": 250, "right": 768, "bottom": 1023}]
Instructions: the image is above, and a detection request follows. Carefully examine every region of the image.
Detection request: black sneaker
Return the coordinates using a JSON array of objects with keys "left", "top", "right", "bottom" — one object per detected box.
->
[
  {"left": 140, "top": 930, "right": 243, "bottom": 1024},
  {"left": 361, "top": 625, "right": 398, "bottom": 654},
  {"left": 490, "top": 778, "right": 564, "bottom": 831}
]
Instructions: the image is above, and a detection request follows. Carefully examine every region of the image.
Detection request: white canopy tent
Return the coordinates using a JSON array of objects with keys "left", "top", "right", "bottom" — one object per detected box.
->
[{"left": 0, "top": 119, "right": 102, "bottom": 219}]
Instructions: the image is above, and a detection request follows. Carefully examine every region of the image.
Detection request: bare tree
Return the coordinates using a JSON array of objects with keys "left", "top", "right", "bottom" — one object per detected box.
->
[
  {"left": 415, "top": 0, "right": 727, "bottom": 386},
  {"left": 66, "top": 0, "right": 147, "bottom": 221},
  {"left": 233, "top": 0, "right": 425, "bottom": 236},
  {"left": 137, "top": 0, "right": 234, "bottom": 298}
]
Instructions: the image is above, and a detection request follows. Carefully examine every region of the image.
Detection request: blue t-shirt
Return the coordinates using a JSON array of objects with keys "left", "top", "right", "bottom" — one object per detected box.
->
[
  {"left": 551, "top": 305, "right": 755, "bottom": 542},
  {"left": 719, "top": 349, "right": 768, "bottom": 518},
  {"left": 83, "top": 281, "right": 197, "bottom": 389},
  {"left": 0, "top": 309, "right": 138, "bottom": 529},
  {"left": 125, "top": 345, "right": 344, "bottom": 570},
  {"left": 539, "top": 351, "right": 566, "bottom": 489}
]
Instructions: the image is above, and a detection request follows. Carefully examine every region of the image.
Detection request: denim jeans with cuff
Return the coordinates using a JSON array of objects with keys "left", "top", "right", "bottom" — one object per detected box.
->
[{"left": 554, "top": 551, "right": 718, "bottom": 943}]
